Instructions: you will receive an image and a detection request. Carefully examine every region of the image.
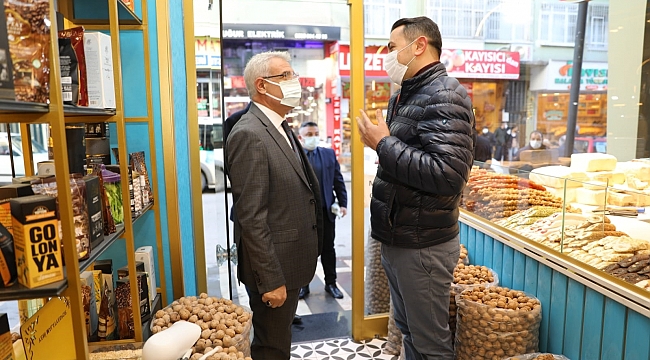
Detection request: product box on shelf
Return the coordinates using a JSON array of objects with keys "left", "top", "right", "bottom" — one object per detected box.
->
[
  {"left": 4, "top": 0, "right": 51, "bottom": 103},
  {"left": 10, "top": 195, "right": 63, "bottom": 288},
  {"left": 58, "top": 26, "right": 88, "bottom": 106},
  {"left": 20, "top": 297, "right": 74, "bottom": 360},
  {"left": 116, "top": 279, "right": 134, "bottom": 339},
  {"left": 116, "top": 263, "right": 150, "bottom": 318},
  {"left": 10, "top": 175, "right": 52, "bottom": 185},
  {"left": 94, "top": 259, "right": 118, "bottom": 340},
  {"left": 0, "top": 223, "right": 17, "bottom": 287},
  {"left": 36, "top": 161, "right": 55, "bottom": 176},
  {"left": 82, "top": 175, "right": 104, "bottom": 250},
  {"left": 0, "top": 184, "right": 33, "bottom": 235},
  {"left": 106, "top": 164, "right": 135, "bottom": 219},
  {"left": 85, "top": 123, "right": 109, "bottom": 138},
  {"left": 80, "top": 270, "right": 98, "bottom": 340},
  {"left": 0, "top": 1, "right": 14, "bottom": 101},
  {"left": 83, "top": 32, "right": 115, "bottom": 109},
  {"left": 135, "top": 246, "right": 157, "bottom": 305},
  {"left": 0, "top": 313, "right": 12, "bottom": 360}
]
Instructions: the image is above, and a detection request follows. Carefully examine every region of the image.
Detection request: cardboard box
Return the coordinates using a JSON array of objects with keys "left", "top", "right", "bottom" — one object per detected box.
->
[
  {"left": 135, "top": 246, "right": 157, "bottom": 305},
  {"left": 82, "top": 175, "right": 104, "bottom": 250},
  {"left": 80, "top": 271, "right": 98, "bottom": 340},
  {"left": 10, "top": 195, "right": 63, "bottom": 288},
  {"left": 83, "top": 32, "right": 115, "bottom": 109},
  {"left": 0, "top": 184, "right": 33, "bottom": 235}
]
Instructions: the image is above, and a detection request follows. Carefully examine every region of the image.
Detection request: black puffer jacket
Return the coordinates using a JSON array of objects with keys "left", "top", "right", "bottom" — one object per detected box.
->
[{"left": 371, "top": 62, "right": 475, "bottom": 249}]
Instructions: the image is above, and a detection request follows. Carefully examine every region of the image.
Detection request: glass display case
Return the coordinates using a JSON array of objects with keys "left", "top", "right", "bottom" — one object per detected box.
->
[{"left": 462, "top": 158, "right": 650, "bottom": 310}]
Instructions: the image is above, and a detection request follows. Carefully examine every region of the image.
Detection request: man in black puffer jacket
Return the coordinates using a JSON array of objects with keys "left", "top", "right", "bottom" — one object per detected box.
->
[{"left": 357, "top": 16, "right": 475, "bottom": 360}]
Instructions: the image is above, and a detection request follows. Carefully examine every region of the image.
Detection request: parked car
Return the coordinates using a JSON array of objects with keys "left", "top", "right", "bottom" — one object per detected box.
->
[
  {"left": 199, "top": 122, "right": 227, "bottom": 192},
  {"left": 574, "top": 137, "right": 607, "bottom": 154},
  {"left": 0, "top": 133, "right": 49, "bottom": 183}
]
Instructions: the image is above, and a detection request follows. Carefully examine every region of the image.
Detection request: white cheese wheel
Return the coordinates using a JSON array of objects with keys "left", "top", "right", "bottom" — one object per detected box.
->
[
  {"left": 571, "top": 153, "right": 617, "bottom": 172},
  {"left": 529, "top": 166, "right": 587, "bottom": 188},
  {"left": 618, "top": 161, "right": 650, "bottom": 181},
  {"left": 576, "top": 187, "right": 607, "bottom": 206},
  {"left": 585, "top": 171, "right": 626, "bottom": 185},
  {"left": 143, "top": 321, "right": 201, "bottom": 360},
  {"left": 545, "top": 186, "right": 577, "bottom": 203}
]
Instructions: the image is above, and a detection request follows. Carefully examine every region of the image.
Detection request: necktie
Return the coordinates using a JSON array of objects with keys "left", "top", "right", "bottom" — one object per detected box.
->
[{"left": 281, "top": 120, "right": 302, "bottom": 161}]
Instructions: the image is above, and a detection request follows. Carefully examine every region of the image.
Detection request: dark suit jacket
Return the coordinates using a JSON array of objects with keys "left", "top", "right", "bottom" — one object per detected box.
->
[
  {"left": 308, "top": 147, "right": 347, "bottom": 222},
  {"left": 474, "top": 134, "right": 492, "bottom": 162},
  {"left": 226, "top": 103, "right": 324, "bottom": 293}
]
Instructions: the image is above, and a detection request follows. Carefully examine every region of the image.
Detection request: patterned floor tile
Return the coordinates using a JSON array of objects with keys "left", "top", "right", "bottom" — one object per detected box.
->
[{"left": 291, "top": 342, "right": 317, "bottom": 359}]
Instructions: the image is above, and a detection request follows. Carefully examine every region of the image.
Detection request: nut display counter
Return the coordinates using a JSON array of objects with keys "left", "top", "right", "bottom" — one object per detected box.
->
[{"left": 459, "top": 155, "right": 650, "bottom": 359}]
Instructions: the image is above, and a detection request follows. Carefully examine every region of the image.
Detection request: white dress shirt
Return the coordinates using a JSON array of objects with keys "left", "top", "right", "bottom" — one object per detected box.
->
[{"left": 253, "top": 101, "right": 292, "bottom": 147}]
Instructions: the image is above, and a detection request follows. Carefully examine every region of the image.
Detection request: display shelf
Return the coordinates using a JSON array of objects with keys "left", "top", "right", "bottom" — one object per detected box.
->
[
  {"left": 71, "top": 0, "right": 142, "bottom": 26},
  {"left": 0, "top": 99, "right": 49, "bottom": 114},
  {"left": 0, "top": 278, "right": 68, "bottom": 301},
  {"left": 63, "top": 105, "right": 116, "bottom": 117},
  {"left": 78, "top": 203, "right": 153, "bottom": 273},
  {"left": 79, "top": 224, "right": 126, "bottom": 273}
]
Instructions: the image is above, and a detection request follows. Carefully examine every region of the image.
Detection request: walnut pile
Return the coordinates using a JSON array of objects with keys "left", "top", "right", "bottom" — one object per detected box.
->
[
  {"left": 453, "top": 264, "right": 495, "bottom": 285},
  {"left": 455, "top": 286, "right": 542, "bottom": 360},
  {"left": 153, "top": 293, "right": 252, "bottom": 359}
]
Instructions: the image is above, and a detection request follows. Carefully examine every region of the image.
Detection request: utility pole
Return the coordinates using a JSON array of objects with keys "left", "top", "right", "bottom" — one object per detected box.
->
[{"left": 564, "top": 0, "right": 590, "bottom": 157}]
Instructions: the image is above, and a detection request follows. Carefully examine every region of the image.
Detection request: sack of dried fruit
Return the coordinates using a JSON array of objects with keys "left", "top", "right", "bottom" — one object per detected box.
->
[
  {"left": 384, "top": 298, "right": 403, "bottom": 355},
  {"left": 449, "top": 265, "right": 499, "bottom": 344},
  {"left": 365, "top": 230, "right": 390, "bottom": 315},
  {"left": 151, "top": 294, "right": 252, "bottom": 359},
  {"left": 455, "top": 286, "right": 542, "bottom": 360},
  {"left": 504, "top": 354, "right": 570, "bottom": 360}
]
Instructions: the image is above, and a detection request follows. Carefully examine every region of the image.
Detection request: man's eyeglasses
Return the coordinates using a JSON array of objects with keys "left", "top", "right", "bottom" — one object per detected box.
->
[{"left": 262, "top": 71, "right": 300, "bottom": 81}]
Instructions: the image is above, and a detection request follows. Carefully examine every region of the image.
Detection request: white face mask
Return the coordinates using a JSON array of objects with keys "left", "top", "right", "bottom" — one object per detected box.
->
[
  {"left": 384, "top": 38, "right": 418, "bottom": 85},
  {"left": 302, "top": 136, "right": 319, "bottom": 151},
  {"left": 482, "top": 128, "right": 489, "bottom": 134},
  {"left": 530, "top": 140, "right": 542, "bottom": 149},
  {"left": 264, "top": 78, "right": 302, "bottom": 108}
]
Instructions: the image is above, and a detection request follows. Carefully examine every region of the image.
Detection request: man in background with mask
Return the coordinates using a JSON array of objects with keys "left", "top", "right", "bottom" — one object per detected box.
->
[
  {"left": 512, "top": 130, "right": 546, "bottom": 161},
  {"left": 297, "top": 122, "right": 348, "bottom": 300},
  {"left": 356, "top": 16, "right": 475, "bottom": 359},
  {"left": 226, "top": 51, "right": 323, "bottom": 359}
]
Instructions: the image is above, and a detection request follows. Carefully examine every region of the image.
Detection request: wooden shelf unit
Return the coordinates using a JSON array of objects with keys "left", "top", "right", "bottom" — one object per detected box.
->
[{"left": 1, "top": 0, "right": 165, "bottom": 358}]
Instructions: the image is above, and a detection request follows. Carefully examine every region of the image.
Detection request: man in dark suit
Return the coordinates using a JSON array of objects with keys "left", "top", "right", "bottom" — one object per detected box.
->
[
  {"left": 226, "top": 51, "right": 323, "bottom": 359},
  {"left": 297, "top": 122, "right": 348, "bottom": 299}
]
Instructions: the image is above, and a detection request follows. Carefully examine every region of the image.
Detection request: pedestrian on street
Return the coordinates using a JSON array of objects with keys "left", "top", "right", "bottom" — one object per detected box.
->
[
  {"left": 356, "top": 16, "right": 475, "bottom": 360},
  {"left": 226, "top": 51, "right": 324, "bottom": 360},
  {"left": 494, "top": 122, "right": 510, "bottom": 161},
  {"left": 298, "top": 122, "right": 348, "bottom": 300}
]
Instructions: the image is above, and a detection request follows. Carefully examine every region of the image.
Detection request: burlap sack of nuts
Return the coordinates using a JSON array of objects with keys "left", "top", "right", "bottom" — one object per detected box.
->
[
  {"left": 152, "top": 294, "right": 253, "bottom": 359},
  {"left": 455, "top": 286, "right": 542, "bottom": 360},
  {"left": 504, "top": 354, "right": 570, "bottom": 360},
  {"left": 365, "top": 230, "right": 390, "bottom": 315},
  {"left": 384, "top": 298, "right": 403, "bottom": 355},
  {"left": 449, "top": 265, "right": 499, "bottom": 343}
]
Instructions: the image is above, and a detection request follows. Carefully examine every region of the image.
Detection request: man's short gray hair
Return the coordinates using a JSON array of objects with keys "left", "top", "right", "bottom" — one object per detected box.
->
[{"left": 243, "top": 51, "right": 292, "bottom": 96}]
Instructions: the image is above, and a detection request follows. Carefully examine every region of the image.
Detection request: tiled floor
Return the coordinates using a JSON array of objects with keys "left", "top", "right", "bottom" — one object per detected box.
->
[{"left": 291, "top": 337, "right": 400, "bottom": 360}]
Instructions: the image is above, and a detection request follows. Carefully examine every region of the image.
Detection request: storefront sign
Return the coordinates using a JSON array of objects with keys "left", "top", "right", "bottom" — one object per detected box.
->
[
  {"left": 338, "top": 46, "right": 520, "bottom": 80},
  {"left": 441, "top": 49, "right": 520, "bottom": 80},
  {"left": 195, "top": 36, "right": 221, "bottom": 69},
  {"left": 531, "top": 60, "right": 608, "bottom": 92},
  {"left": 222, "top": 24, "right": 340, "bottom": 41},
  {"left": 338, "top": 45, "right": 388, "bottom": 77},
  {"left": 332, "top": 96, "right": 342, "bottom": 157},
  {"left": 300, "top": 77, "right": 316, "bottom": 88}
]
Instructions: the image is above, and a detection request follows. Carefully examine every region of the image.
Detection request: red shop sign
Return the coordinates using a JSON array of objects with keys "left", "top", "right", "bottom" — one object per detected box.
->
[
  {"left": 299, "top": 77, "right": 316, "bottom": 88},
  {"left": 338, "top": 45, "right": 388, "bottom": 77},
  {"left": 441, "top": 49, "right": 520, "bottom": 80},
  {"left": 332, "top": 96, "right": 342, "bottom": 158}
]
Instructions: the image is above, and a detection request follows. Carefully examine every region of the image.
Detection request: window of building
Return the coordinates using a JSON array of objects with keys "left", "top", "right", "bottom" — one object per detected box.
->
[
  {"left": 539, "top": 2, "right": 609, "bottom": 49},
  {"left": 427, "top": 0, "right": 486, "bottom": 39},
  {"left": 587, "top": 4, "right": 608, "bottom": 50},
  {"left": 484, "top": 0, "right": 532, "bottom": 42},
  {"left": 364, "top": 0, "right": 403, "bottom": 38}
]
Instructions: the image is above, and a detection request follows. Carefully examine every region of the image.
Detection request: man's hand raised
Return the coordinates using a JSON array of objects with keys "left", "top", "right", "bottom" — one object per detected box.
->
[{"left": 356, "top": 109, "right": 390, "bottom": 151}]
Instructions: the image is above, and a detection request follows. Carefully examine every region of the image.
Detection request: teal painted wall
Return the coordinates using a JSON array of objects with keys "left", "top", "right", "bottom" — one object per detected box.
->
[{"left": 72, "top": 0, "right": 202, "bottom": 302}]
